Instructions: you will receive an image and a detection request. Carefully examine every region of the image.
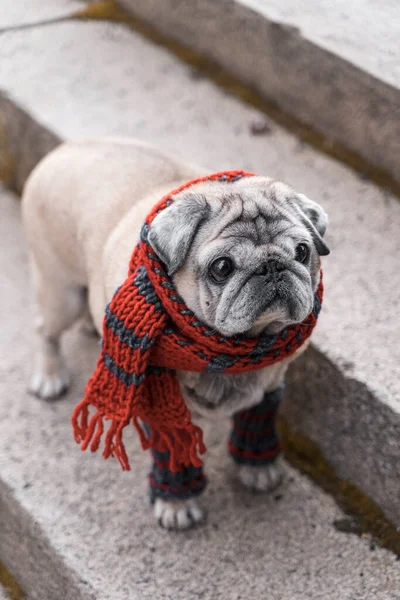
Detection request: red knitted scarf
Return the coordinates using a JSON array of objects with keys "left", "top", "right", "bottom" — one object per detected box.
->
[{"left": 72, "top": 171, "right": 323, "bottom": 472}]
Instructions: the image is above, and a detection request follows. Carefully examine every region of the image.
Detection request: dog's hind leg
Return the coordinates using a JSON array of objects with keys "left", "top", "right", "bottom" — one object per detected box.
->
[{"left": 29, "top": 258, "right": 86, "bottom": 399}]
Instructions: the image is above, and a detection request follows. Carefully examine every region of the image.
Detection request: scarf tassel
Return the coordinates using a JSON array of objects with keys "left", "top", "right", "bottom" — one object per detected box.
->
[
  {"left": 72, "top": 401, "right": 130, "bottom": 471},
  {"left": 72, "top": 401, "right": 206, "bottom": 473},
  {"left": 145, "top": 423, "right": 206, "bottom": 472}
]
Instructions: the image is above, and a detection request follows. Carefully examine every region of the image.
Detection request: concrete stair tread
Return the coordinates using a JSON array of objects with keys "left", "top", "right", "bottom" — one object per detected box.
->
[{"left": 1, "top": 184, "right": 399, "bottom": 600}]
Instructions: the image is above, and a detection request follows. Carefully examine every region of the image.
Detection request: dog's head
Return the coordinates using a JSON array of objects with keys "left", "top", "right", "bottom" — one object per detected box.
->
[{"left": 148, "top": 176, "right": 329, "bottom": 337}]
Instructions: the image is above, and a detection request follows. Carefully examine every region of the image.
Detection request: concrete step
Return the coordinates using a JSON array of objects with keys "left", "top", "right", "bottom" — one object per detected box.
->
[
  {"left": 1, "top": 186, "right": 399, "bottom": 600},
  {"left": 0, "top": 2, "right": 400, "bottom": 598},
  {"left": 120, "top": 0, "right": 400, "bottom": 189}
]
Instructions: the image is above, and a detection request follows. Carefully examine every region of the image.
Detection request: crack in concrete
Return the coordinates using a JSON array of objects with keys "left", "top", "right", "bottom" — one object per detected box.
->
[
  {"left": 0, "top": 15, "right": 76, "bottom": 35},
  {"left": 0, "top": 1, "right": 124, "bottom": 35}
]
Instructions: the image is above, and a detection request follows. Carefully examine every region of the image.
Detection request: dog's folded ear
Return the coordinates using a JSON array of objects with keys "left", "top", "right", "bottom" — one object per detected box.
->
[
  {"left": 148, "top": 192, "right": 210, "bottom": 275},
  {"left": 292, "top": 193, "right": 330, "bottom": 256}
]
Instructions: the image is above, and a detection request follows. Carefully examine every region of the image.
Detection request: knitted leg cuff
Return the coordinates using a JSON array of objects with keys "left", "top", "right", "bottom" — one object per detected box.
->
[
  {"left": 229, "top": 384, "right": 284, "bottom": 466},
  {"left": 149, "top": 447, "right": 207, "bottom": 504}
]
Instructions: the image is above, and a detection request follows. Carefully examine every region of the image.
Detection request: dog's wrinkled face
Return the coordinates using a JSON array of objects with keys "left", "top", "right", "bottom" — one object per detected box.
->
[{"left": 148, "top": 177, "right": 329, "bottom": 336}]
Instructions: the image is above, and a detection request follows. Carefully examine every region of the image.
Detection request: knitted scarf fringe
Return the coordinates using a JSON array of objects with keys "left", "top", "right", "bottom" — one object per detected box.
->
[{"left": 72, "top": 402, "right": 206, "bottom": 472}]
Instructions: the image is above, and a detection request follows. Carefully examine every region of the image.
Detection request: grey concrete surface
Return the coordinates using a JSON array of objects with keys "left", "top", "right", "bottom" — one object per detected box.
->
[
  {"left": 0, "top": 16, "right": 399, "bottom": 528},
  {"left": 1, "top": 186, "right": 400, "bottom": 600},
  {"left": 120, "top": 0, "right": 400, "bottom": 187}
]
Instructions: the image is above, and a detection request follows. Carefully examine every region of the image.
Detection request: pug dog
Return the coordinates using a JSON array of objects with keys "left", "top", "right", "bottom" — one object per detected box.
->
[{"left": 22, "top": 138, "right": 329, "bottom": 529}]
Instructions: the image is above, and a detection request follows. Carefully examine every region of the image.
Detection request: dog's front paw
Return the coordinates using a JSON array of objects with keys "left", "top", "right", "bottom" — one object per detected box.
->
[
  {"left": 237, "top": 461, "right": 283, "bottom": 492},
  {"left": 29, "top": 369, "right": 70, "bottom": 400},
  {"left": 154, "top": 498, "right": 204, "bottom": 530}
]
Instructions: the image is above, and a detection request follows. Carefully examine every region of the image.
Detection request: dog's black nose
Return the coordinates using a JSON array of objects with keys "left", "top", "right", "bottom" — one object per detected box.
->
[
  {"left": 255, "top": 260, "right": 285, "bottom": 276},
  {"left": 271, "top": 260, "right": 286, "bottom": 272}
]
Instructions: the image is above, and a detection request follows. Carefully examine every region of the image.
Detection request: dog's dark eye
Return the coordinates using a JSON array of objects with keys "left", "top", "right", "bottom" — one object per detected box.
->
[
  {"left": 209, "top": 257, "right": 234, "bottom": 282},
  {"left": 295, "top": 243, "right": 309, "bottom": 263}
]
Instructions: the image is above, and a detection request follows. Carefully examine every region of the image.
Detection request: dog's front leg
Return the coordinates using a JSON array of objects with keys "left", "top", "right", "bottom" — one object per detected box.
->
[
  {"left": 149, "top": 446, "right": 207, "bottom": 530},
  {"left": 229, "top": 385, "right": 284, "bottom": 492}
]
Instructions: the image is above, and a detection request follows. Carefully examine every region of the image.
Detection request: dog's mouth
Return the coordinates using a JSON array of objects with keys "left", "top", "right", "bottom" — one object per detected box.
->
[
  {"left": 216, "top": 282, "right": 310, "bottom": 337},
  {"left": 214, "top": 281, "right": 276, "bottom": 335},
  {"left": 216, "top": 283, "right": 288, "bottom": 337}
]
